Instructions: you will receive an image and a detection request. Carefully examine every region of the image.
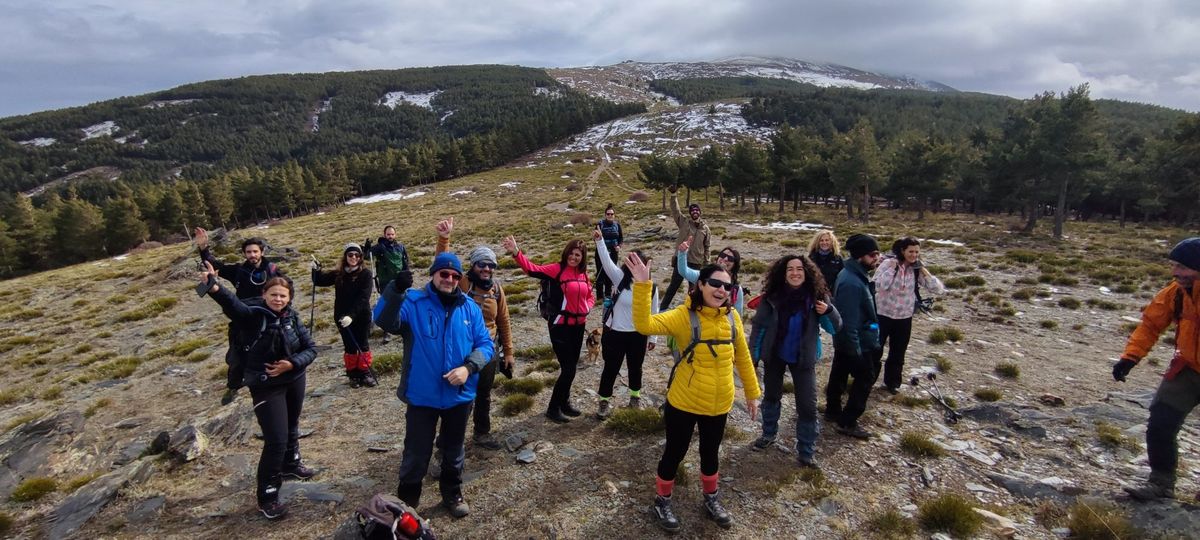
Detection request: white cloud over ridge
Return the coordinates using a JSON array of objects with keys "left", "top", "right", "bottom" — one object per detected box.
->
[{"left": 0, "top": 0, "right": 1197, "bottom": 116}]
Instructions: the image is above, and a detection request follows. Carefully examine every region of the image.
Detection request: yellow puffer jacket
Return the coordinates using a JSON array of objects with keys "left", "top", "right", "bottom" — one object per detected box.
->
[{"left": 632, "top": 281, "right": 761, "bottom": 415}]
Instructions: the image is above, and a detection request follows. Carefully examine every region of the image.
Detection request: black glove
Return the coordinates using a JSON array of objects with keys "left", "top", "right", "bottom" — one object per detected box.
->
[
  {"left": 393, "top": 270, "right": 413, "bottom": 292},
  {"left": 1112, "top": 359, "right": 1136, "bottom": 382}
]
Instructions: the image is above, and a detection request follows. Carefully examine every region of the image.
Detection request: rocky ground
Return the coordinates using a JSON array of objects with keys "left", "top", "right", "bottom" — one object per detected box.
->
[{"left": 1, "top": 153, "right": 1198, "bottom": 539}]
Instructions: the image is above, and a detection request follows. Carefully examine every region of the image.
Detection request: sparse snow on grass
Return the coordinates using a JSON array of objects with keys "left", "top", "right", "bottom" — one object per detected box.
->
[
  {"left": 347, "top": 190, "right": 427, "bottom": 205},
  {"left": 735, "top": 221, "right": 827, "bottom": 232},
  {"left": 379, "top": 90, "right": 441, "bottom": 110},
  {"left": 81, "top": 121, "right": 118, "bottom": 140}
]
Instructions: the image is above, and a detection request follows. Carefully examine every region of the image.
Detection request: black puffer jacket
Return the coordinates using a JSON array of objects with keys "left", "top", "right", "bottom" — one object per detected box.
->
[{"left": 210, "top": 284, "right": 317, "bottom": 387}]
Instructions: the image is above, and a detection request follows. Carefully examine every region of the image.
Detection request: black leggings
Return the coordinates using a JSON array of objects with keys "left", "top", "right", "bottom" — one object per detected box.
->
[
  {"left": 547, "top": 323, "right": 585, "bottom": 413},
  {"left": 873, "top": 315, "right": 912, "bottom": 389},
  {"left": 249, "top": 372, "right": 306, "bottom": 504},
  {"left": 338, "top": 313, "right": 371, "bottom": 354},
  {"left": 657, "top": 402, "right": 728, "bottom": 479},
  {"left": 598, "top": 329, "right": 647, "bottom": 398}
]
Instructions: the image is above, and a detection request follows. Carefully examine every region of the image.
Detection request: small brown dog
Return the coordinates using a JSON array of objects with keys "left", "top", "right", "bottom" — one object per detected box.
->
[{"left": 585, "top": 328, "right": 603, "bottom": 363}]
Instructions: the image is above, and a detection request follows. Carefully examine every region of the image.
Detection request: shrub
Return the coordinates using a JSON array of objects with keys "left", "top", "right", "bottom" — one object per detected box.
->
[
  {"left": 917, "top": 494, "right": 983, "bottom": 537},
  {"left": 372, "top": 353, "right": 405, "bottom": 376},
  {"left": 899, "top": 432, "right": 946, "bottom": 458},
  {"left": 994, "top": 362, "right": 1020, "bottom": 379},
  {"left": 1066, "top": 499, "right": 1140, "bottom": 539},
  {"left": 84, "top": 398, "right": 112, "bottom": 418},
  {"left": 1040, "top": 320, "right": 1058, "bottom": 329},
  {"left": 864, "top": 509, "right": 917, "bottom": 538},
  {"left": 1095, "top": 422, "right": 1140, "bottom": 452},
  {"left": 499, "top": 394, "right": 534, "bottom": 416},
  {"left": 606, "top": 407, "right": 665, "bottom": 435},
  {"left": 499, "top": 377, "right": 545, "bottom": 395},
  {"left": 517, "top": 345, "right": 556, "bottom": 361},
  {"left": 9, "top": 477, "right": 57, "bottom": 502},
  {"left": 974, "top": 388, "right": 1002, "bottom": 402}
]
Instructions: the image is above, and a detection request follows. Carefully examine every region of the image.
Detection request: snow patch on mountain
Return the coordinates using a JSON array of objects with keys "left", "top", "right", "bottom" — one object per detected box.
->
[
  {"left": 82, "top": 121, "right": 118, "bottom": 140},
  {"left": 379, "top": 91, "right": 441, "bottom": 110}
]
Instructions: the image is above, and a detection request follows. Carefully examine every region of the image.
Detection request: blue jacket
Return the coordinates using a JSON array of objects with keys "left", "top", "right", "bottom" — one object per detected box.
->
[
  {"left": 373, "top": 281, "right": 494, "bottom": 409},
  {"left": 833, "top": 258, "right": 880, "bottom": 358}
]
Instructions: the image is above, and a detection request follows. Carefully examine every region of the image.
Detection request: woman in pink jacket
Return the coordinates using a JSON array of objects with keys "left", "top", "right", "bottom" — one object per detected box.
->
[{"left": 503, "top": 235, "right": 595, "bottom": 423}]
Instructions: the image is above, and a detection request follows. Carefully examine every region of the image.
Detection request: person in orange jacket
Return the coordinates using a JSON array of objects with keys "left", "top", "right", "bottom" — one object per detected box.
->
[{"left": 1112, "top": 237, "right": 1200, "bottom": 500}]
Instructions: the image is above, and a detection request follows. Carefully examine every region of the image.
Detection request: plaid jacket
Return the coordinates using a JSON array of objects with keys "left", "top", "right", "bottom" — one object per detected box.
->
[{"left": 873, "top": 257, "right": 944, "bottom": 320}]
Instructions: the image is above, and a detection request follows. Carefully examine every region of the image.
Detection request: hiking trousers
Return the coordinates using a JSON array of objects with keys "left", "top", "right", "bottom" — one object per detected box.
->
[
  {"left": 396, "top": 402, "right": 471, "bottom": 508},
  {"left": 874, "top": 315, "right": 913, "bottom": 390},
  {"left": 598, "top": 329, "right": 648, "bottom": 398},
  {"left": 1146, "top": 367, "right": 1200, "bottom": 486},
  {"left": 547, "top": 323, "right": 585, "bottom": 413},
  {"left": 658, "top": 402, "right": 728, "bottom": 479},
  {"left": 249, "top": 373, "right": 306, "bottom": 504}
]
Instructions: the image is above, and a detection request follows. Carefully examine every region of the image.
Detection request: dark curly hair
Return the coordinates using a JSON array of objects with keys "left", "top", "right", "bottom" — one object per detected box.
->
[
  {"left": 688, "top": 265, "right": 733, "bottom": 313},
  {"left": 762, "top": 255, "right": 829, "bottom": 301}
]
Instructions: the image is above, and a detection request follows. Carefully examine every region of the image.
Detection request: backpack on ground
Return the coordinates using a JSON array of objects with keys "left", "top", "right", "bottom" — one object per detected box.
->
[
  {"left": 667, "top": 309, "right": 737, "bottom": 388},
  {"left": 345, "top": 493, "right": 436, "bottom": 540}
]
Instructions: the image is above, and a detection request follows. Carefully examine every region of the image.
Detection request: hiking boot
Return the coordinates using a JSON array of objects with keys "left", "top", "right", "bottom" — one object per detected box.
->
[
  {"left": 560, "top": 402, "right": 582, "bottom": 417},
  {"left": 545, "top": 409, "right": 571, "bottom": 424},
  {"left": 628, "top": 396, "right": 641, "bottom": 409},
  {"left": 443, "top": 494, "right": 470, "bottom": 518},
  {"left": 360, "top": 369, "right": 378, "bottom": 388},
  {"left": 702, "top": 491, "right": 733, "bottom": 529},
  {"left": 474, "top": 432, "right": 502, "bottom": 451},
  {"left": 651, "top": 495, "right": 681, "bottom": 533},
  {"left": 1125, "top": 479, "right": 1175, "bottom": 501},
  {"left": 597, "top": 400, "right": 612, "bottom": 420},
  {"left": 221, "top": 387, "right": 239, "bottom": 406},
  {"left": 281, "top": 462, "right": 316, "bottom": 481},
  {"left": 836, "top": 423, "right": 871, "bottom": 440},
  {"left": 258, "top": 500, "right": 288, "bottom": 520},
  {"left": 797, "top": 455, "right": 820, "bottom": 469},
  {"left": 751, "top": 436, "right": 775, "bottom": 451}
]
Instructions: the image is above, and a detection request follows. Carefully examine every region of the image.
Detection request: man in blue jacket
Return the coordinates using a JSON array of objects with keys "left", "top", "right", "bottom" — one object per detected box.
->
[
  {"left": 374, "top": 252, "right": 494, "bottom": 518},
  {"left": 825, "top": 234, "right": 882, "bottom": 440}
]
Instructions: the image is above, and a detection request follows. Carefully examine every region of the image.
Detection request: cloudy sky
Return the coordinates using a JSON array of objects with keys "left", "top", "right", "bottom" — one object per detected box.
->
[{"left": 1, "top": 0, "right": 1197, "bottom": 117}]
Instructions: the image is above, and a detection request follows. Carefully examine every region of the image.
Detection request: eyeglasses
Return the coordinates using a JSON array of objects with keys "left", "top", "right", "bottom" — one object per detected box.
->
[
  {"left": 437, "top": 271, "right": 462, "bottom": 281},
  {"left": 474, "top": 262, "right": 497, "bottom": 270},
  {"left": 704, "top": 278, "right": 734, "bottom": 291}
]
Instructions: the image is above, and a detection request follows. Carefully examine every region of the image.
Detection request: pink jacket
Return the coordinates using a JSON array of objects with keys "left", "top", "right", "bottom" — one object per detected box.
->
[
  {"left": 513, "top": 250, "right": 594, "bottom": 325},
  {"left": 873, "top": 257, "right": 944, "bottom": 320}
]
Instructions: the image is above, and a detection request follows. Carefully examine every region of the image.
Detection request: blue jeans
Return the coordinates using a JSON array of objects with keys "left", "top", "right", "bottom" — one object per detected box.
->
[
  {"left": 396, "top": 401, "right": 471, "bottom": 507},
  {"left": 760, "top": 357, "right": 819, "bottom": 459}
]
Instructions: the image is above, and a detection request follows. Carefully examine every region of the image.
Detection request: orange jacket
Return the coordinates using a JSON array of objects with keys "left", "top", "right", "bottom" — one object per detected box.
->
[{"left": 1122, "top": 281, "right": 1200, "bottom": 378}]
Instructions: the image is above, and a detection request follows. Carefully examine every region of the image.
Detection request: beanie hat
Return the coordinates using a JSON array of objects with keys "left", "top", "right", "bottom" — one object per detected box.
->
[
  {"left": 1169, "top": 237, "right": 1200, "bottom": 271},
  {"left": 429, "top": 252, "right": 463, "bottom": 275},
  {"left": 343, "top": 242, "right": 363, "bottom": 255},
  {"left": 468, "top": 246, "right": 498, "bottom": 267},
  {"left": 845, "top": 234, "right": 880, "bottom": 259}
]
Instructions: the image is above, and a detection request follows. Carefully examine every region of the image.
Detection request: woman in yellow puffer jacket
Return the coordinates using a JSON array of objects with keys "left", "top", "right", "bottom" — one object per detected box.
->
[{"left": 627, "top": 253, "right": 760, "bottom": 533}]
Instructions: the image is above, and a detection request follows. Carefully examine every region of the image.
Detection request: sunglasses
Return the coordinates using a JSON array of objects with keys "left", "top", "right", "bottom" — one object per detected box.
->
[
  {"left": 474, "top": 262, "right": 498, "bottom": 270},
  {"left": 704, "top": 278, "right": 734, "bottom": 291},
  {"left": 437, "top": 271, "right": 463, "bottom": 281}
]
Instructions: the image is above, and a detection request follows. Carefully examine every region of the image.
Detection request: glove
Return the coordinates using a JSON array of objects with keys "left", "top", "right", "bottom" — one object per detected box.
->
[
  {"left": 1112, "top": 359, "right": 1136, "bottom": 382},
  {"left": 338, "top": 316, "right": 353, "bottom": 328},
  {"left": 394, "top": 270, "right": 414, "bottom": 292}
]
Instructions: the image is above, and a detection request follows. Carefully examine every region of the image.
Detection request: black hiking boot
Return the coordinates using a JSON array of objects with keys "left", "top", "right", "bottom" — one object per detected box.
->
[
  {"left": 281, "top": 462, "right": 316, "bottom": 481},
  {"left": 651, "top": 495, "right": 681, "bottom": 533},
  {"left": 702, "top": 491, "right": 733, "bottom": 529},
  {"left": 836, "top": 423, "right": 871, "bottom": 440}
]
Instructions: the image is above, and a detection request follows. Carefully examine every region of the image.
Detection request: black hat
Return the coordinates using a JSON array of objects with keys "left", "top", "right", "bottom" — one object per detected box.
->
[{"left": 845, "top": 234, "right": 880, "bottom": 259}]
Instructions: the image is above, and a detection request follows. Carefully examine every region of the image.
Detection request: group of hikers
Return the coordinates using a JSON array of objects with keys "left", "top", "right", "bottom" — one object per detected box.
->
[{"left": 193, "top": 189, "right": 1200, "bottom": 532}]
